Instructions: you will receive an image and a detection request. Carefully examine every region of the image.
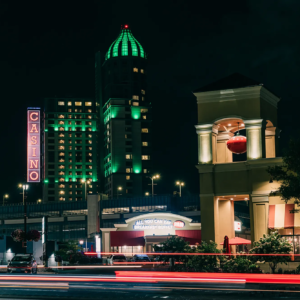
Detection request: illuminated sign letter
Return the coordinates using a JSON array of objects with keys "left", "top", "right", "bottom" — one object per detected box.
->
[{"left": 27, "top": 109, "right": 40, "bottom": 182}]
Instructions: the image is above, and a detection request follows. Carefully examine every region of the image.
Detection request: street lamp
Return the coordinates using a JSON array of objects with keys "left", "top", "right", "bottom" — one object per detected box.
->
[
  {"left": 3, "top": 194, "right": 9, "bottom": 206},
  {"left": 117, "top": 186, "right": 122, "bottom": 199},
  {"left": 81, "top": 179, "right": 91, "bottom": 201},
  {"left": 18, "top": 184, "right": 29, "bottom": 248},
  {"left": 147, "top": 174, "right": 160, "bottom": 197},
  {"left": 79, "top": 240, "right": 84, "bottom": 252},
  {"left": 145, "top": 192, "right": 149, "bottom": 196},
  {"left": 176, "top": 181, "right": 184, "bottom": 197},
  {"left": 37, "top": 199, "right": 42, "bottom": 204}
]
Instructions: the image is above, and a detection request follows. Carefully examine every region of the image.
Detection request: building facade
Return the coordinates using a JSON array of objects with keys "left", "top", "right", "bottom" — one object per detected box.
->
[
  {"left": 95, "top": 24, "right": 152, "bottom": 198},
  {"left": 43, "top": 97, "right": 98, "bottom": 202}
]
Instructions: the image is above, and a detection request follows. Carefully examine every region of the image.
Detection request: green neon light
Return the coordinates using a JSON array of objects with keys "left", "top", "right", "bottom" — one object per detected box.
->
[
  {"left": 133, "top": 36, "right": 145, "bottom": 58},
  {"left": 134, "top": 168, "right": 141, "bottom": 174},
  {"left": 45, "top": 129, "right": 48, "bottom": 132},
  {"left": 121, "top": 31, "right": 129, "bottom": 56},
  {"left": 131, "top": 107, "right": 141, "bottom": 120},
  {"left": 128, "top": 31, "right": 138, "bottom": 56},
  {"left": 44, "top": 179, "right": 49, "bottom": 183},
  {"left": 54, "top": 127, "right": 58, "bottom": 131},
  {"left": 55, "top": 180, "right": 58, "bottom": 183},
  {"left": 112, "top": 31, "right": 124, "bottom": 57},
  {"left": 106, "top": 37, "right": 118, "bottom": 60}
]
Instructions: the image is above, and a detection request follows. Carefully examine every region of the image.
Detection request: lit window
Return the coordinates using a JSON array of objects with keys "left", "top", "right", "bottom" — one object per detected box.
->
[
  {"left": 69, "top": 172, "right": 72, "bottom": 176},
  {"left": 142, "top": 142, "right": 148, "bottom": 146},
  {"left": 59, "top": 184, "right": 65, "bottom": 188},
  {"left": 59, "top": 146, "right": 65, "bottom": 150},
  {"left": 68, "top": 109, "right": 72, "bottom": 112},
  {"left": 141, "top": 69, "right": 144, "bottom": 74},
  {"left": 132, "top": 102, "right": 139, "bottom": 106},
  {"left": 88, "top": 115, "right": 92, "bottom": 119},
  {"left": 88, "top": 134, "right": 92, "bottom": 138},
  {"left": 129, "top": 100, "right": 131, "bottom": 105},
  {"left": 142, "top": 115, "right": 146, "bottom": 119},
  {"left": 59, "top": 133, "right": 65, "bottom": 137},
  {"left": 59, "top": 197, "right": 65, "bottom": 201},
  {"left": 143, "top": 169, "right": 148, "bottom": 173},
  {"left": 59, "top": 178, "right": 64, "bottom": 182},
  {"left": 142, "top": 97, "right": 145, "bottom": 101},
  {"left": 68, "top": 121, "right": 72, "bottom": 125},
  {"left": 140, "top": 109, "right": 148, "bottom": 113},
  {"left": 126, "top": 175, "right": 130, "bottom": 180},
  {"left": 69, "top": 146, "right": 72, "bottom": 150},
  {"left": 69, "top": 191, "right": 72, "bottom": 195},
  {"left": 142, "top": 155, "right": 150, "bottom": 160},
  {"left": 59, "top": 171, "right": 65, "bottom": 175},
  {"left": 141, "top": 90, "right": 145, "bottom": 95},
  {"left": 125, "top": 154, "right": 132, "bottom": 159},
  {"left": 88, "top": 166, "right": 92, "bottom": 169},
  {"left": 59, "top": 152, "right": 65, "bottom": 156},
  {"left": 58, "top": 101, "right": 64, "bottom": 106},
  {"left": 59, "top": 158, "right": 65, "bottom": 162},
  {"left": 141, "top": 128, "right": 149, "bottom": 133},
  {"left": 85, "top": 102, "right": 92, "bottom": 106},
  {"left": 69, "top": 165, "right": 72, "bottom": 169},
  {"left": 68, "top": 115, "right": 72, "bottom": 119},
  {"left": 75, "top": 102, "right": 82, "bottom": 106},
  {"left": 125, "top": 134, "right": 127, "bottom": 138},
  {"left": 126, "top": 168, "right": 131, "bottom": 173},
  {"left": 133, "top": 68, "right": 138, "bottom": 72},
  {"left": 58, "top": 115, "right": 64, "bottom": 119},
  {"left": 59, "top": 140, "right": 64, "bottom": 144},
  {"left": 132, "top": 95, "right": 139, "bottom": 100},
  {"left": 87, "top": 109, "right": 92, "bottom": 113},
  {"left": 68, "top": 102, "right": 72, "bottom": 106},
  {"left": 59, "top": 127, "right": 64, "bottom": 131},
  {"left": 59, "top": 165, "right": 65, "bottom": 169},
  {"left": 59, "top": 121, "right": 64, "bottom": 125}
]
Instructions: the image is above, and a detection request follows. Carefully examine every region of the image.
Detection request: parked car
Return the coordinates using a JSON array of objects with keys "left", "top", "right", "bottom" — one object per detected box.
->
[
  {"left": 7, "top": 254, "right": 37, "bottom": 274},
  {"left": 132, "top": 254, "right": 151, "bottom": 263},
  {"left": 107, "top": 254, "right": 127, "bottom": 265}
]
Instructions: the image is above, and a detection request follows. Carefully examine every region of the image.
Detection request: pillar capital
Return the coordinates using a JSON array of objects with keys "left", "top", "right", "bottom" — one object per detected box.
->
[
  {"left": 195, "top": 123, "right": 213, "bottom": 134},
  {"left": 244, "top": 119, "right": 264, "bottom": 129}
]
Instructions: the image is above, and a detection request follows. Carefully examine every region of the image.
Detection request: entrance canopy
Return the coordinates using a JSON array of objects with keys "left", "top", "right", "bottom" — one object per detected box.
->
[{"left": 220, "top": 237, "right": 251, "bottom": 245}]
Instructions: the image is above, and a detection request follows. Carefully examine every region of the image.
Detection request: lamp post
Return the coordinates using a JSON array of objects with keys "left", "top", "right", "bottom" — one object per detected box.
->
[
  {"left": 79, "top": 240, "right": 84, "bottom": 252},
  {"left": 18, "top": 184, "right": 29, "bottom": 248},
  {"left": 81, "top": 179, "right": 91, "bottom": 201},
  {"left": 147, "top": 174, "right": 160, "bottom": 197},
  {"left": 37, "top": 199, "right": 42, "bottom": 204},
  {"left": 2, "top": 194, "right": 9, "bottom": 206},
  {"left": 117, "top": 186, "right": 122, "bottom": 199},
  {"left": 176, "top": 181, "right": 184, "bottom": 197}
]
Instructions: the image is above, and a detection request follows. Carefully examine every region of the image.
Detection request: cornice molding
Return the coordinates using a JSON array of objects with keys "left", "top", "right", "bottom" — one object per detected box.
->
[{"left": 194, "top": 86, "right": 280, "bottom": 108}]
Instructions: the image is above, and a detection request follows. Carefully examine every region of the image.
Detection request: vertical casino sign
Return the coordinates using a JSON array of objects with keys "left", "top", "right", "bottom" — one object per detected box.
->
[{"left": 27, "top": 109, "right": 40, "bottom": 182}]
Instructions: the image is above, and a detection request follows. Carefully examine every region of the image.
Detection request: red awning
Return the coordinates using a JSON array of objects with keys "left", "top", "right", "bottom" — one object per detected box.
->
[
  {"left": 111, "top": 231, "right": 145, "bottom": 247},
  {"left": 220, "top": 237, "right": 251, "bottom": 245},
  {"left": 175, "top": 230, "right": 201, "bottom": 245}
]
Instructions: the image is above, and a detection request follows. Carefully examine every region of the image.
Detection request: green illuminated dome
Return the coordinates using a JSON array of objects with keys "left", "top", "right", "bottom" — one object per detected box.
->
[{"left": 105, "top": 24, "right": 146, "bottom": 60}]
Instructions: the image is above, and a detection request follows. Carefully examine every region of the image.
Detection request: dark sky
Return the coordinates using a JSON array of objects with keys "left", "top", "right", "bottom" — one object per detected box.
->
[{"left": 1, "top": 0, "right": 300, "bottom": 202}]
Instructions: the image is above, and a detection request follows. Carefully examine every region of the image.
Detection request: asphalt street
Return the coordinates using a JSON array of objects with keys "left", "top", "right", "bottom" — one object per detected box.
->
[{"left": 0, "top": 274, "right": 300, "bottom": 300}]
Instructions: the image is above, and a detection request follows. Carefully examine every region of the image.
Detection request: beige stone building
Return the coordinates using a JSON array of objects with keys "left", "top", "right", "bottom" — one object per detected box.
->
[{"left": 194, "top": 73, "right": 285, "bottom": 249}]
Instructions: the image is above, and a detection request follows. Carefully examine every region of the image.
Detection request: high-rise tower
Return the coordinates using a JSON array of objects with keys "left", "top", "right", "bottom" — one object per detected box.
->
[{"left": 95, "top": 24, "right": 152, "bottom": 198}]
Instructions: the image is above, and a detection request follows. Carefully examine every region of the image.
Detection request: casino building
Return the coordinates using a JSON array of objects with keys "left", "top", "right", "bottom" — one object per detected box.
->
[
  {"left": 42, "top": 97, "right": 98, "bottom": 202},
  {"left": 95, "top": 24, "right": 152, "bottom": 198}
]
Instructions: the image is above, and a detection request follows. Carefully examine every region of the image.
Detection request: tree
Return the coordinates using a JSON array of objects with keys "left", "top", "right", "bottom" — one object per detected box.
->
[
  {"left": 222, "top": 256, "right": 261, "bottom": 273},
  {"left": 153, "top": 236, "right": 191, "bottom": 264},
  {"left": 249, "top": 231, "right": 293, "bottom": 273},
  {"left": 186, "top": 241, "right": 222, "bottom": 272},
  {"left": 267, "top": 139, "right": 300, "bottom": 210},
  {"left": 54, "top": 241, "right": 80, "bottom": 262}
]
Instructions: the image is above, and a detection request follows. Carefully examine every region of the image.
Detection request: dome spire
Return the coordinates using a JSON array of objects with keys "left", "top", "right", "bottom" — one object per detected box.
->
[{"left": 105, "top": 25, "right": 146, "bottom": 60}]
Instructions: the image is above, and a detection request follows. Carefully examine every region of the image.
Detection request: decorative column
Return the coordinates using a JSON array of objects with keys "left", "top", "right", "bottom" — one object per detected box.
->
[
  {"left": 195, "top": 124, "right": 214, "bottom": 164},
  {"left": 244, "top": 119, "right": 264, "bottom": 160},
  {"left": 216, "top": 132, "right": 234, "bottom": 163}
]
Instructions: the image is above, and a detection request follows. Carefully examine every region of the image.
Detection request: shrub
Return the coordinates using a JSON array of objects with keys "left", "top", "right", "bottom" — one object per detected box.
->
[
  {"left": 249, "top": 231, "right": 293, "bottom": 274},
  {"left": 11, "top": 229, "right": 25, "bottom": 242},
  {"left": 222, "top": 256, "right": 262, "bottom": 273},
  {"left": 26, "top": 230, "right": 41, "bottom": 242},
  {"left": 186, "top": 241, "right": 222, "bottom": 272}
]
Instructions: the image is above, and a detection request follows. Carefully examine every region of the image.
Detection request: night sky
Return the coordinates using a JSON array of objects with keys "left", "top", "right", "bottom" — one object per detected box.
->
[{"left": 1, "top": 0, "right": 300, "bottom": 202}]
